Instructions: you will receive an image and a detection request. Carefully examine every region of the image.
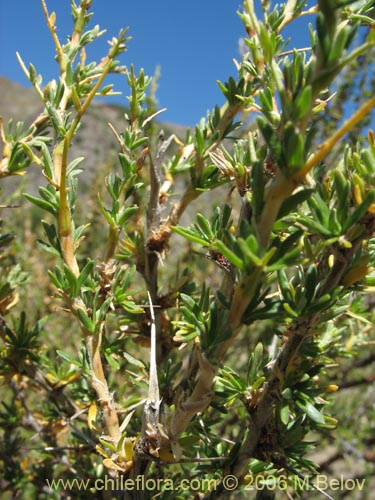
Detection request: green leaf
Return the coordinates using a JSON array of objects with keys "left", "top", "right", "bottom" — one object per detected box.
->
[
  {"left": 269, "top": 230, "right": 303, "bottom": 267},
  {"left": 247, "top": 342, "right": 263, "bottom": 385},
  {"left": 305, "top": 265, "right": 318, "bottom": 304},
  {"left": 24, "top": 193, "right": 56, "bottom": 215},
  {"left": 237, "top": 237, "right": 262, "bottom": 267},
  {"left": 171, "top": 226, "right": 210, "bottom": 247},
  {"left": 173, "top": 326, "right": 199, "bottom": 343},
  {"left": 212, "top": 240, "right": 243, "bottom": 270},
  {"left": 38, "top": 142, "right": 54, "bottom": 178},
  {"left": 297, "top": 214, "right": 333, "bottom": 237},
  {"left": 180, "top": 293, "right": 196, "bottom": 310},
  {"left": 221, "top": 203, "right": 232, "bottom": 229},
  {"left": 179, "top": 306, "right": 198, "bottom": 326},
  {"left": 77, "top": 259, "right": 94, "bottom": 289},
  {"left": 283, "top": 301, "right": 299, "bottom": 318},
  {"left": 38, "top": 185, "right": 58, "bottom": 204},
  {"left": 296, "top": 400, "right": 325, "bottom": 424},
  {"left": 360, "top": 148, "right": 375, "bottom": 175},
  {"left": 194, "top": 126, "right": 205, "bottom": 155},
  {"left": 251, "top": 161, "right": 265, "bottom": 218},
  {"left": 305, "top": 293, "right": 333, "bottom": 314},
  {"left": 48, "top": 269, "right": 63, "bottom": 289},
  {"left": 329, "top": 24, "right": 351, "bottom": 62},
  {"left": 328, "top": 208, "right": 341, "bottom": 235},
  {"left": 54, "top": 266, "right": 65, "bottom": 286},
  {"left": 196, "top": 213, "right": 214, "bottom": 240},
  {"left": 119, "top": 298, "right": 144, "bottom": 314},
  {"left": 105, "top": 352, "right": 120, "bottom": 370},
  {"left": 37, "top": 240, "right": 62, "bottom": 257},
  {"left": 343, "top": 191, "right": 375, "bottom": 232},
  {"left": 334, "top": 171, "right": 350, "bottom": 224},
  {"left": 123, "top": 351, "right": 145, "bottom": 368},
  {"left": 217, "top": 79, "right": 229, "bottom": 98},
  {"left": 278, "top": 269, "right": 294, "bottom": 301},
  {"left": 257, "top": 116, "right": 283, "bottom": 164},
  {"left": 56, "top": 349, "right": 80, "bottom": 366},
  {"left": 118, "top": 206, "right": 138, "bottom": 226},
  {"left": 67, "top": 157, "right": 85, "bottom": 176},
  {"left": 41, "top": 220, "right": 61, "bottom": 251},
  {"left": 253, "top": 376, "right": 265, "bottom": 390},
  {"left": 284, "top": 123, "right": 305, "bottom": 170},
  {"left": 280, "top": 403, "right": 290, "bottom": 425},
  {"left": 98, "top": 193, "right": 116, "bottom": 228},
  {"left": 259, "top": 87, "right": 274, "bottom": 112},
  {"left": 76, "top": 308, "right": 95, "bottom": 332},
  {"left": 293, "top": 85, "right": 312, "bottom": 120},
  {"left": 221, "top": 369, "right": 245, "bottom": 391},
  {"left": 63, "top": 265, "right": 79, "bottom": 297},
  {"left": 28, "top": 63, "right": 38, "bottom": 85},
  {"left": 316, "top": 11, "right": 331, "bottom": 64}
]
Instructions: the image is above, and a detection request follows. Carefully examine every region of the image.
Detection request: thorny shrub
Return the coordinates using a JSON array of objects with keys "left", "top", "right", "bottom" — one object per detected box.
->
[{"left": 1, "top": 1, "right": 375, "bottom": 499}]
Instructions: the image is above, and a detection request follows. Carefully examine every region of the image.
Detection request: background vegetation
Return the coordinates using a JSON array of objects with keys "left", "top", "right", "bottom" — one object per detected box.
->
[{"left": 1, "top": 1, "right": 375, "bottom": 499}]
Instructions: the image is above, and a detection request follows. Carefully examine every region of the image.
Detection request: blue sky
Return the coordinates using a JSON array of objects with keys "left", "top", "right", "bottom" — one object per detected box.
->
[{"left": 0, "top": 1, "right": 315, "bottom": 125}]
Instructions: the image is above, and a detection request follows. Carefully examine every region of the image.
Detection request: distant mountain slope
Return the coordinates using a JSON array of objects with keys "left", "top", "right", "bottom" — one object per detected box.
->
[{"left": 0, "top": 77, "right": 186, "bottom": 195}]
